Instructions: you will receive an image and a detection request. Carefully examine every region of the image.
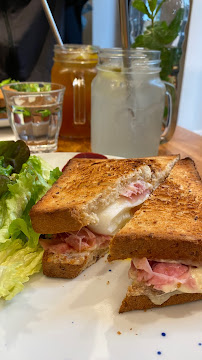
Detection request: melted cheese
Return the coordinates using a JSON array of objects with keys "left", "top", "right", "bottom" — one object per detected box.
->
[
  {"left": 88, "top": 192, "right": 150, "bottom": 235},
  {"left": 147, "top": 291, "right": 181, "bottom": 305}
]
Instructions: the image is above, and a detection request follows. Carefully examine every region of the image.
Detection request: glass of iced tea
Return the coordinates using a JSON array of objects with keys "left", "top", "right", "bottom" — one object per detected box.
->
[{"left": 51, "top": 44, "right": 98, "bottom": 139}]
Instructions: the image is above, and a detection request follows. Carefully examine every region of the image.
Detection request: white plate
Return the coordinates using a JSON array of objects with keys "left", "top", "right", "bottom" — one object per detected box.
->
[
  {"left": 0, "top": 152, "right": 202, "bottom": 360},
  {"left": 0, "top": 118, "right": 9, "bottom": 127}
]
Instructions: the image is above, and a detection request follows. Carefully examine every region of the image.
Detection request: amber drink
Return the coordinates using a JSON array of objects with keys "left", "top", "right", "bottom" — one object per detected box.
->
[{"left": 51, "top": 45, "right": 98, "bottom": 139}]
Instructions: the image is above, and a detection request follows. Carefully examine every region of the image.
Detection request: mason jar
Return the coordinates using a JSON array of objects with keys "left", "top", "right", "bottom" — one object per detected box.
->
[
  {"left": 91, "top": 48, "right": 173, "bottom": 158},
  {"left": 51, "top": 44, "right": 98, "bottom": 139}
]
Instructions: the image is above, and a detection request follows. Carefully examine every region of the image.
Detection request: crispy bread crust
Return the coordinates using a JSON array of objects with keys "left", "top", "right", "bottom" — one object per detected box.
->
[
  {"left": 119, "top": 292, "right": 202, "bottom": 312},
  {"left": 30, "top": 156, "right": 179, "bottom": 234},
  {"left": 42, "top": 247, "right": 108, "bottom": 279},
  {"left": 109, "top": 158, "right": 202, "bottom": 263}
]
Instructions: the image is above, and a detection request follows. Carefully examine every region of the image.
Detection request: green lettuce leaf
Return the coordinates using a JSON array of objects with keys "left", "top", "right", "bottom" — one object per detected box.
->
[
  {"left": 0, "top": 155, "right": 61, "bottom": 247},
  {"left": 9, "top": 218, "right": 39, "bottom": 248},
  {"left": 48, "top": 166, "right": 62, "bottom": 185},
  {"left": 0, "top": 239, "right": 43, "bottom": 300},
  {"left": 0, "top": 156, "right": 13, "bottom": 176},
  {"left": 0, "top": 152, "right": 61, "bottom": 300}
]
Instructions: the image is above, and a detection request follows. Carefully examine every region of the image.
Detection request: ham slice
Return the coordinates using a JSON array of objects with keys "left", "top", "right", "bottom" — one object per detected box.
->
[
  {"left": 120, "top": 181, "right": 151, "bottom": 207},
  {"left": 129, "top": 257, "right": 197, "bottom": 291},
  {"left": 40, "top": 227, "right": 111, "bottom": 254},
  {"left": 120, "top": 181, "right": 151, "bottom": 200}
]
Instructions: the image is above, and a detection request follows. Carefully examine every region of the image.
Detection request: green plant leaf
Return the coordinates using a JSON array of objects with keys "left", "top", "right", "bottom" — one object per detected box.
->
[
  {"left": 154, "top": 9, "right": 184, "bottom": 44},
  {"left": 132, "top": 0, "right": 151, "bottom": 18},
  {"left": 167, "top": 8, "right": 184, "bottom": 39},
  {"left": 133, "top": 28, "right": 163, "bottom": 50},
  {"left": 154, "top": 0, "right": 167, "bottom": 17},
  {"left": 148, "top": 0, "right": 157, "bottom": 13}
]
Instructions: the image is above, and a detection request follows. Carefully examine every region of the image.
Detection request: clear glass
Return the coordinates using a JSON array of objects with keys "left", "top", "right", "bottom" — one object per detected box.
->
[
  {"left": 2, "top": 82, "right": 65, "bottom": 153},
  {"left": 91, "top": 49, "right": 166, "bottom": 158},
  {"left": 51, "top": 44, "right": 98, "bottom": 139}
]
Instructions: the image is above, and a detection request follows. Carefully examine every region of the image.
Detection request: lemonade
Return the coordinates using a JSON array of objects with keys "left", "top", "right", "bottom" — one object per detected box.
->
[{"left": 91, "top": 49, "right": 166, "bottom": 158}]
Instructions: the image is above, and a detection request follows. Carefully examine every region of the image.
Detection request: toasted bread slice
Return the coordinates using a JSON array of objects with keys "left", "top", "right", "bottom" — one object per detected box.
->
[
  {"left": 42, "top": 246, "right": 108, "bottom": 279},
  {"left": 109, "top": 158, "right": 202, "bottom": 263},
  {"left": 30, "top": 155, "right": 179, "bottom": 234},
  {"left": 119, "top": 282, "right": 202, "bottom": 312}
]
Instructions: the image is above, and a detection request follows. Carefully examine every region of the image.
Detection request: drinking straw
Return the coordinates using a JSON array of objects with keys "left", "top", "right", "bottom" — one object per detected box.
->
[
  {"left": 118, "top": 0, "right": 131, "bottom": 69},
  {"left": 41, "top": 0, "right": 64, "bottom": 46}
]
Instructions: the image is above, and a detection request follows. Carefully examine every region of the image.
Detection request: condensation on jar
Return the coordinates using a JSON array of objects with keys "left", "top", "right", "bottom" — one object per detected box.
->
[{"left": 91, "top": 48, "right": 166, "bottom": 158}]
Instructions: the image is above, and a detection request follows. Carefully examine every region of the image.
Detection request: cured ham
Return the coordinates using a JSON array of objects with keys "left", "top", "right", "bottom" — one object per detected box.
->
[
  {"left": 40, "top": 227, "right": 111, "bottom": 254},
  {"left": 120, "top": 181, "right": 151, "bottom": 200},
  {"left": 129, "top": 257, "right": 197, "bottom": 291}
]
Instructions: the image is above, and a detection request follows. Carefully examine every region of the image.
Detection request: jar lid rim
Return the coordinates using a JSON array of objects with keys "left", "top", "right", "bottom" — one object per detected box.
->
[
  {"left": 54, "top": 44, "right": 99, "bottom": 54},
  {"left": 99, "top": 48, "right": 161, "bottom": 61}
]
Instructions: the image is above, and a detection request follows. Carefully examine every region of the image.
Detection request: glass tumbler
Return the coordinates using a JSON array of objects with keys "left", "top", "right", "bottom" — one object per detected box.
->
[{"left": 2, "top": 82, "right": 65, "bottom": 153}]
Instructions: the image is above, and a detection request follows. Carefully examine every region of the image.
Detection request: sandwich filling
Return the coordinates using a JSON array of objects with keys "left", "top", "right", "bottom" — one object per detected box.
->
[
  {"left": 40, "top": 181, "right": 151, "bottom": 261},
  {"left": 40, "top": 227, "right": 111, "bottom": 258},
  {"left": 129, "top": 257, "right": 202, "bottom": 305},
  {"left": 89, "top": 180, "right": 152, "bottom": 235}
]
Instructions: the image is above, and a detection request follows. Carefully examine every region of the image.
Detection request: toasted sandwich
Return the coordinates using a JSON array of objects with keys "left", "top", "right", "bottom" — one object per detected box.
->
[
  {"left": 30, "top": 155, "right": 179, "bottom": 279},
  {"left": 108, "top": 158, "right": 202, "bottom": 312}
]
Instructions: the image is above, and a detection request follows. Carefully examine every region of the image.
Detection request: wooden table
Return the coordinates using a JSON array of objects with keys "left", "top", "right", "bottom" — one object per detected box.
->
[{"left": 58, "top": 126, "right": 202, "bottom": 176}]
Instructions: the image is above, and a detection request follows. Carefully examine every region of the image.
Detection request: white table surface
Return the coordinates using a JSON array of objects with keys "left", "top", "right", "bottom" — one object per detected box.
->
[{"left": 0, "top": 127, "right": 15, "bottom": 141}]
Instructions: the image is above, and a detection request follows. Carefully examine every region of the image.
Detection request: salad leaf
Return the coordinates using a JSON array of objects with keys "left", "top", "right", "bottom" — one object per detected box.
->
[
  {"left": 0, "top": 175, "right": 12, "bottom": 197},
  {"left": 0, "top": 78, "right": 18, "bottom": 87},
  {"left": 0, "top": 155, "right": 60, "bottom": 247},
  {"left": 10, "top": 83, "right": 51, "bottom": 92},
  {"left": 0, "top": 140, "right": 62, "bottom": 300},
  {"left": 7, "top": 160, "right": 61, "bottom": 248},
  {"left": 0, "top": 156, "right": 13, "bottom": 176},
  {"left": 0, "top": 140, "right": 30, "bottom": 174},
  {"left": 0, "top": 240, "right": 43, "bottom": 300},
  {"left": 9, "top": 218, "right": 39, "bottom": 248},
  {"left": 48, "top": 167, "right": 62, "bottom": 185}
]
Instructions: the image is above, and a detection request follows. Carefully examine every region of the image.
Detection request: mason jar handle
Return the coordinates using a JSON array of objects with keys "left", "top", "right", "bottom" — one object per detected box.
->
[
  {"left": 160, "top": 81, "right": 177, "bottom": 144},
  {"left": 73, "top": 77, "right": 86, "bottom": 124}
]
